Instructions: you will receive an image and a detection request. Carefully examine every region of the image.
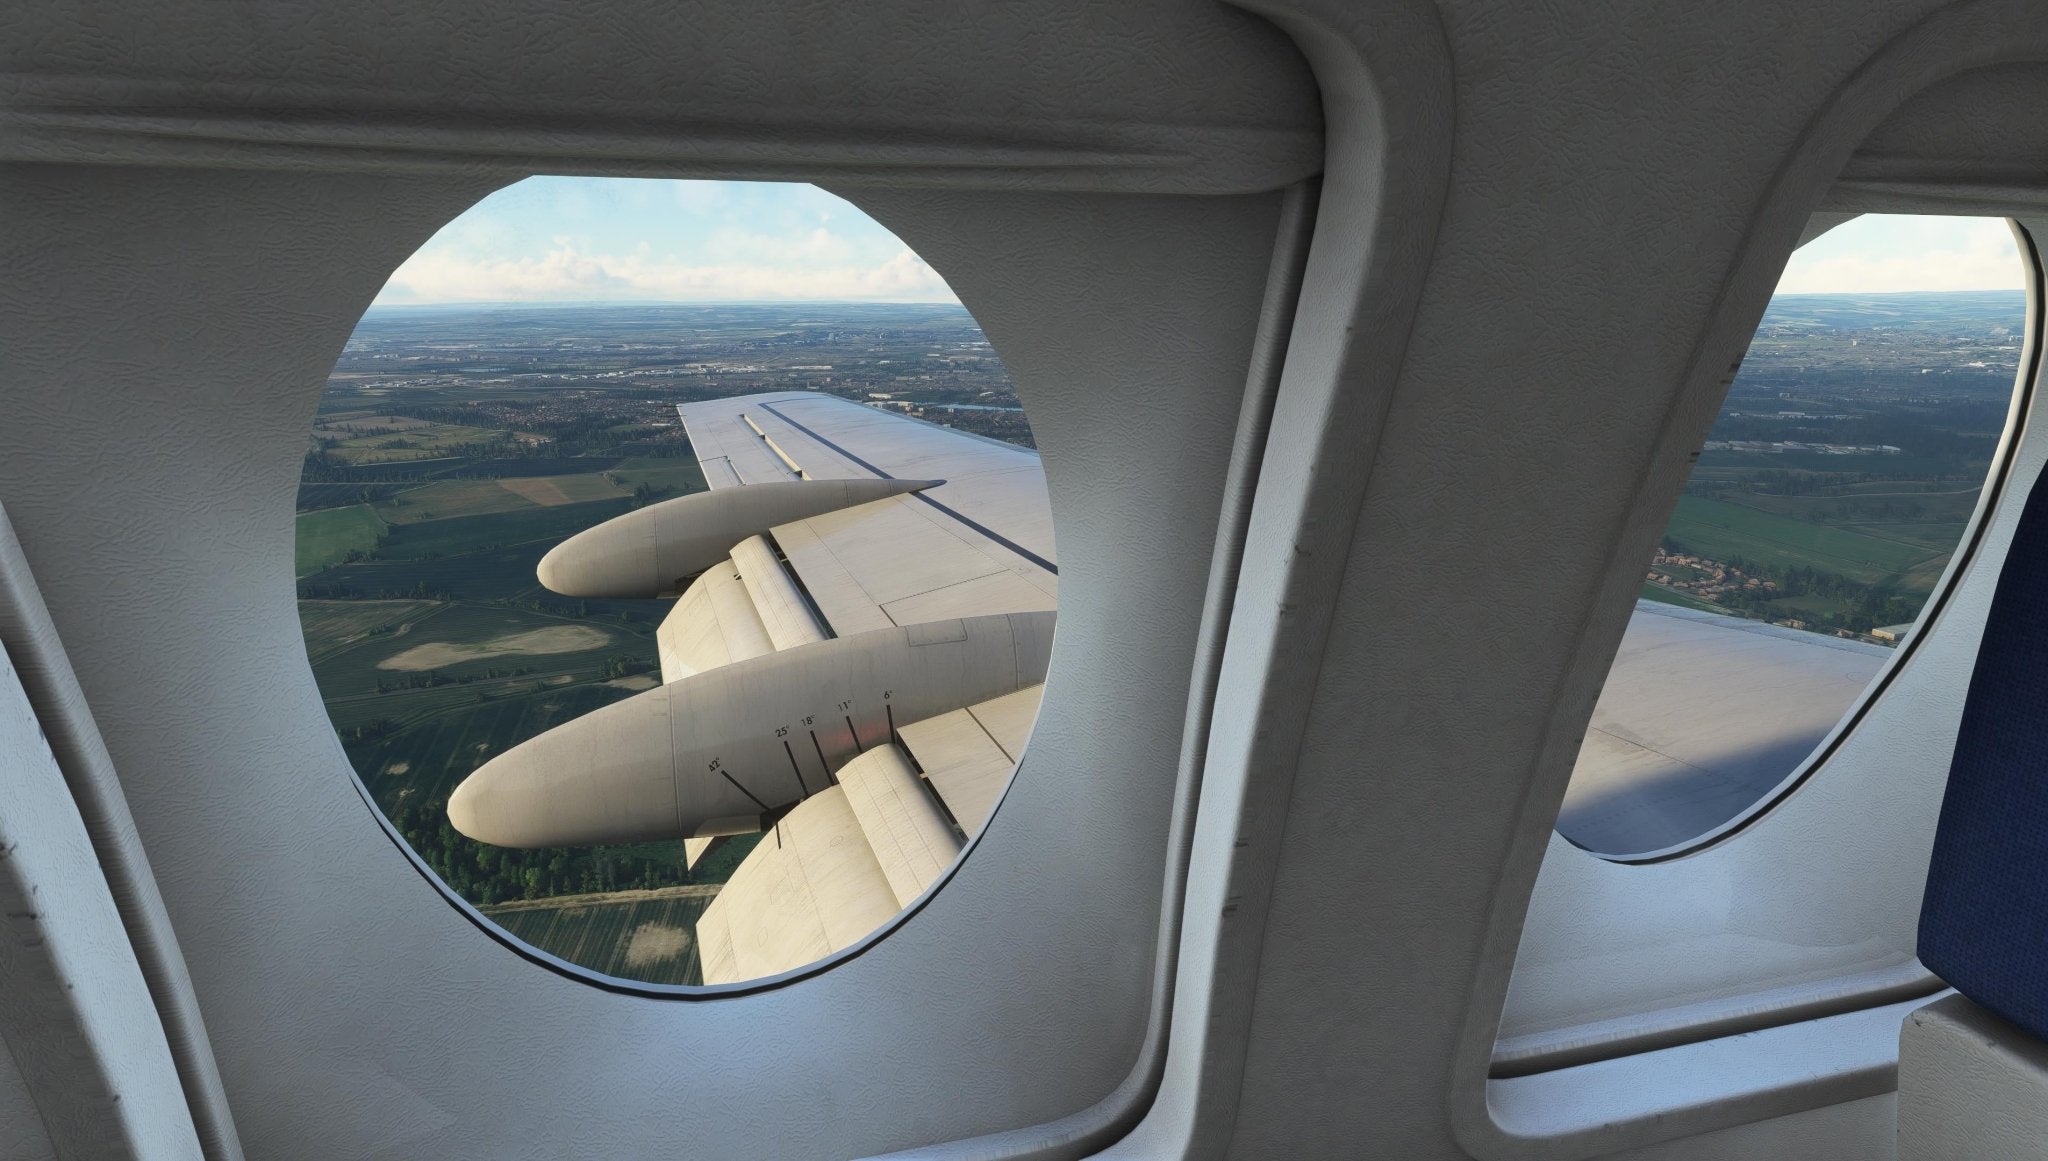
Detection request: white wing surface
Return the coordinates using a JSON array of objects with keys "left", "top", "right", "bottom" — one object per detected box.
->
[
  {"left": 1559, "top": 602, "right": 1889, "bottom": 855},
  {"left": 452, "top": 390, "right": 1057, "bottom": 984},
  {"left": 677, "top": 390, "right": 1056, "bottom": 645}
]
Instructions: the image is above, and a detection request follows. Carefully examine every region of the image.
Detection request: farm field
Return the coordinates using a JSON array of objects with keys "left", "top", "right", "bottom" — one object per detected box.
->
[
  {"left": 1663, "top": 495, "right": 1945, "bottom": 587},
  {"left": 1728, "top": 488, "right": 1981, "bottom": 530},
  {"left": 296, "top": 599, "right": 440, "bottom": 662},
  {"left": 312, "top": 416, "right": 509, "bottom": 463},
  {"left": 481, "top": 889, "right": 716, "bottom": 985},
  {"left": 372, "top": 473, "right": 633, "bottom": 524},
  {"left": 380, "top": 497, "right": 634, "bottom": 560},
  {"left": 310, "top": 602, "right": 635, "bottom": 696},
  {"left": 494, "top": 473, "right": 629, "bottom": 507},
  {"left": 374, "top": 478, "right": 542, "bottom": 523},
  {"left": 303, "top": 543, "right": 555, "bottom": 602},
  {"left": 302, "top": 536, "right": 667, "bottom": 627},
  {"left": 608, "top": 456, "right": 708, "bottom": 495},
  {"left": 294, "top": 505, "right": 387, "bottom": 576}
]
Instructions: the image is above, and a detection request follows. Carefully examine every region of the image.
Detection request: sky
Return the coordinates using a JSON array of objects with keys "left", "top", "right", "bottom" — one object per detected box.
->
[
  {"left": 374, "top": 179, "right": 2025, "bottom": 304},
  {"left": 1777, "top": 213, "right": 2022, "bottom": 294},
  {"left": 374, "top": 177, "right": 958, "bottom": 305}
]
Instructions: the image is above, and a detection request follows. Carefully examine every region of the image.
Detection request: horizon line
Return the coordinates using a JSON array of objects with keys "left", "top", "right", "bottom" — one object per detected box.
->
[
  {"left": 365, "top": 288, "right": 2021, "bottom": 311},
  {"left": 366, "top": 298, "right": 968, "bottom": 310},
  {"left": 1770, "top": 287, "right": 2022, "bottom": 296}
]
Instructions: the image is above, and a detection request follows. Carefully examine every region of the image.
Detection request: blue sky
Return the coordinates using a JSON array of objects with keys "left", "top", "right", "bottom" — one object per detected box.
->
[
  {"left": 376, "top": 179, "right": 2023, "bottom": 304},
  {"left": 375, "top": 177, "right": 957, "bottom": 305}
]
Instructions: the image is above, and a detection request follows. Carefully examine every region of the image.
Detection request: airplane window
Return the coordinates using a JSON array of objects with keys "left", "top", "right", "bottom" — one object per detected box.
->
[
  {"left": 1560, "top": 215, "right": 2028, "bottom": 858},
  {"left": 296, "top": 177, "right": 1053, "bottom": 988}
]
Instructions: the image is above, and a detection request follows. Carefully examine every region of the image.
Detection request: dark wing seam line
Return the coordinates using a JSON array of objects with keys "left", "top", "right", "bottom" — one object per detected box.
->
[{"left": 757, "top": 400, "right": 1059, "bottom": 576}]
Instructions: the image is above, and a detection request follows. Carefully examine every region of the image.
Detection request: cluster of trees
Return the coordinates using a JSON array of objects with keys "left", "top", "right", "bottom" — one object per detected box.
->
[
  {"left": 928, "top": 407, "right": 1035, "bottom": 448},
  {"left": 337, "top": 718, "right": 402, "bottom": 747},
  {"left": 629, "top": 482, "right": 670, "bottom": 507},
  {"left": 363, "top": 400, "right": 694, "bottom": 461},
  {"left": 300, "top": 447, "right": 366, "bottom": 483},
  {"left": 1664, "top": 541, "right": 1927, "bottom": 636},
  {"left": 389, "top": 796, "right": 696, "bottom": 906},
  {"left": 601, "top": 655, "right": 656, "bottom": 680},
  {"left": 298, "top": 578, "right": 452, "bottom": 601},
  {"left": 374, "top": 666, "right": 540, "bottom": 694}
]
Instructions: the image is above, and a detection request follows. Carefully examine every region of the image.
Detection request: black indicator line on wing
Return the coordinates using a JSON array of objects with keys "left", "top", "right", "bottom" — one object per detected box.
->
[
  {"left": 810, "top": 729, "right": 834, "bottom": 784},
  {"left": 721, "top": 769, "right": 771, "bottom": 812},
  {"left": 719, "top": 769, "right": 786, "bottom": 848},
  {"left": 783, "top": 739, "right": 809, "bottom": 798}
]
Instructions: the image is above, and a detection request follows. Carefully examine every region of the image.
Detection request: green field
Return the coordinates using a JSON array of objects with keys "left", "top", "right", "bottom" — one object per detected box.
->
[
  {"left": 315, "top": 418, "right": 510, "bottom": 464},
  {"left": 294, "top": 505, "right": 387, "bottom": 576},
  {"left": 296, "top": 599, "right": 440, "bottom": 662},
  {"left": 301, "top": 535, "right": 665, "bottom": 627},
  {"left": 374, "top": 473, "right": 632, "bottom": 524},
  {"left": 380, "top": 497, "right": 634, "bottom": 560},
  {"left": 1663, "top": 495, "right": 1945, "bottom": 587},
  {"left": 609, "top": 456, "right": 708, "bottom": 495},
  {"left": 303, "top": 544, "right": 554, "bottom": 602},
  {"left": 1728, "top": 488, "right": 1981, "bottom": 530},
  {"left": 374, "top": 478, "right": 542, "bottom": 524},
  {"left": 482, "top": 890, "right": 715, "bottom": 985}
]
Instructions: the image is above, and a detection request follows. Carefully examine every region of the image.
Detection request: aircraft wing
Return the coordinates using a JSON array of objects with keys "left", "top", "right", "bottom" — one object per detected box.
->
[
  {"left": 449, "top": 390, "right": 1057, "bottom": 984},
  {"left": 660, "top": 391, "right": 1056, "bottom": 678},
  {"left": 1558, "top": 601, "right": 1889, "bottom": 856}
]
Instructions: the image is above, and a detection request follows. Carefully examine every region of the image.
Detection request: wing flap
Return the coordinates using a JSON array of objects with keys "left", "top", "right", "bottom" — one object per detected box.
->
[
  {"left": 836, "top": 744, "right": 963, "bottom": 908},
  {"left": 896, "top": 684, "right": 1044, "bottom": 838},
  {"left": 690, "top": 684, "right": 1042, "bottom": 983},
  {"left": 728, "top": 534, "right": 827, "bottom": 649},
  {"left": 656, "top": 558, "right": 772, "bottom": 682},
  {"left": 695, "top": 786, "right": 901, "bottom": 985}
]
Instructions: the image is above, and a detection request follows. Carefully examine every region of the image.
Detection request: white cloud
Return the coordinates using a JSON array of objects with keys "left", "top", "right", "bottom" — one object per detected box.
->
[
  {"left": 375, "top": 241, "right": 958, "bottom": 304},
  {"left": 1777, "top": 216, "right": 2023, "bottom": 293}
]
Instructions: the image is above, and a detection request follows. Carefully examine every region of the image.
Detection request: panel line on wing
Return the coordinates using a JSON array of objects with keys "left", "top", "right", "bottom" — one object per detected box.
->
[{"left": 758, "top": 400, "right": 1058, "bottom": 575}]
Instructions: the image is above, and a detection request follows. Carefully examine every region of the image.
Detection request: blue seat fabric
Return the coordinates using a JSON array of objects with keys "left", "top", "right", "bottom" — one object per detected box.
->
[{"left": 1922, "top": 466, "right": 2048, "bottom": 1043}]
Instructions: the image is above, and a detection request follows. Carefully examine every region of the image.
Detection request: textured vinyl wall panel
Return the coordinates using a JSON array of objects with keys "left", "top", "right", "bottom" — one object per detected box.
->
[{"left": 0, "top": 161, "right": 1283, "bottom": 1158}]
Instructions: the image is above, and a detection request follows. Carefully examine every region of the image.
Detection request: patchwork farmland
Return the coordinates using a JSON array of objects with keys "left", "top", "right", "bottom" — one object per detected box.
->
[{"left": 481, "top": 889, "right": 720, "bottom": 985}]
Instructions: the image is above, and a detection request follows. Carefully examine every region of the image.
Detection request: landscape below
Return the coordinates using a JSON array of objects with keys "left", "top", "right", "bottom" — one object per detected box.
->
[
  {"left": 1637, "top": 289, "right": 2023, "bottom": 642},
  {"left": 297, "top": 303, "right": 1020, "bottom": 985}
]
